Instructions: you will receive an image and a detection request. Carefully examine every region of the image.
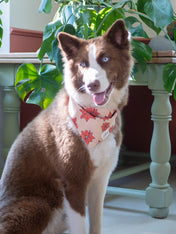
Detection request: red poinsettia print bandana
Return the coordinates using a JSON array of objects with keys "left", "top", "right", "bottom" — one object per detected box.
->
[{"left": 69, "top": 98, "right": 118, "bottom": 148}]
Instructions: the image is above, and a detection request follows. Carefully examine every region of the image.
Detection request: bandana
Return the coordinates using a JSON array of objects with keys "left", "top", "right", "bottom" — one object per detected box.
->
[{"left": 69, "top": 98, "right": 118, "bottom": 148}]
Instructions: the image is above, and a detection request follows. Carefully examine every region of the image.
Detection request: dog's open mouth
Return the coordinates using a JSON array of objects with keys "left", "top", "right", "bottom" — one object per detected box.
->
[{"left": 93, "top": 82, "right": 113, "bottom": 106}]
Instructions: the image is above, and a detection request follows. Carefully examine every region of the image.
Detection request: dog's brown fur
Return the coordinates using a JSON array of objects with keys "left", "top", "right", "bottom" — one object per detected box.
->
[
  {"left": 0, "top": 89, "right": 96, "bottom": 233},
  {"left": 0, "top": 20, "right": 133, "bottom": 234}
]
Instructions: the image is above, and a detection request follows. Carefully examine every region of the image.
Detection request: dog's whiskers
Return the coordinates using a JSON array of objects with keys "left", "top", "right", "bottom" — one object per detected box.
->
[{"left": 78, "top": 85, "right": 86, "bottom": 92}]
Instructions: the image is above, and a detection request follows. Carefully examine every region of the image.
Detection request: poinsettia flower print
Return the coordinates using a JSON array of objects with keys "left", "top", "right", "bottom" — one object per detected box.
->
[
  {"left": 72, "top": 117, "right": 78, "bottom": 128},
  {"left": 81, "top": 130, "right": 95, "bottom": 145},
  {"left": 80, "top": 108, "right": 99, "bottom": 121},
  {"left": 101, "top": 122, "right": 110, "bottom": 131},
  {"left": 86, "top": 108, "right": 100, "bottom": 117},
  {"left": 103, "top": 112, "right": 113, "bottom": 121}
]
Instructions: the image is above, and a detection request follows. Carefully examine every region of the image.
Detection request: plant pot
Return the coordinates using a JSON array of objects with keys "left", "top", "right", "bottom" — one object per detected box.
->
[{"left": 133, "top": 37, "right": 151, "bottom": 45}]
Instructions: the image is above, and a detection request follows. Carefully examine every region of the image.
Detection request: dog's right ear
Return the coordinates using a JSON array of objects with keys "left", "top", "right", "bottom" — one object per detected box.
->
[
  {"left": 57, "top": 32, "right": 81, "bottom": 58},
  {"left": 105, "top": 19, "right": 130, "bottom": 49}
]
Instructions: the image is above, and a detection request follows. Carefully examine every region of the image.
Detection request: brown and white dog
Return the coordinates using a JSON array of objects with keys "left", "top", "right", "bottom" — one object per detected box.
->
[{"left": 0, "top": 20, "right": 133, "bottom": 234}]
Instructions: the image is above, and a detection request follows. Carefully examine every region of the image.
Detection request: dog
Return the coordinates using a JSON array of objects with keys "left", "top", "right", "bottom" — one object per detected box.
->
[{"left": 0, "top": 19, "right": 133, "bottom": 234}]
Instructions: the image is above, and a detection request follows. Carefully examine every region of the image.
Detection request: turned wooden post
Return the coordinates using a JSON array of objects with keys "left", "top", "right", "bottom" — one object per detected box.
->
[
  {"left": 3, "top": 86, "right": 20, "bottom": 159},
  {"left": 143, "top": 61, "right": 174, "bottom": 218},
  {"left": 0, "top": 53, "right": 51, "bottom": 171},
  {"left": 146, "top": 90, "right": 173, "bottom": 218}
]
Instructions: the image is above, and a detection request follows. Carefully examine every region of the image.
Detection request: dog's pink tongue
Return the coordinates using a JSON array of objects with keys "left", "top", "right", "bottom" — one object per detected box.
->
[{"left": 93, "top": 92, "right": 105, "bottom": 105}]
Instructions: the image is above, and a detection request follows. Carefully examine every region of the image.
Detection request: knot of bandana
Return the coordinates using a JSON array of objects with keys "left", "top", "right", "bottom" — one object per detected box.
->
[{"left": 69, "top": 98, "right": 118, "bottom": 148}]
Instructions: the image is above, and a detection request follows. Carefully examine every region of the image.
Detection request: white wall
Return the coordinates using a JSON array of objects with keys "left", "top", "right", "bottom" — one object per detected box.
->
[
  {"left": 10, "top": 0, "right": 59, "bottom": 31},
  {"left": 171, "top": 0, "right": 176, "bottom": 10},
  {"left": 9, "top": 0, "right": 176, "bottom": 34}
]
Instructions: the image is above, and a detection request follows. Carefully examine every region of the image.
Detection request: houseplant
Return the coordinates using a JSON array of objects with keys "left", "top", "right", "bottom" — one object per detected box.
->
[
  {"left": 15, "top": 0, "right": 174, "bottom": 109},
  {"left": 0, "top": 6, "right": 2, "bottom": 48},
  {"left": 163, "top": 14, "right": 176, "bottom": 99},
  {"left": 0, "top": 0, "right": 9, "bottom": 48}
]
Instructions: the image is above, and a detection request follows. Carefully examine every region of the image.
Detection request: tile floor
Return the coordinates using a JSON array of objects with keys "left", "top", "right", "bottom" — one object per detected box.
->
[
  {"left": 64, "top": 160, "right": 176, "bottom": 234},
  {"left": 101, "top": 160, "right": 176, "bottom": 234}
]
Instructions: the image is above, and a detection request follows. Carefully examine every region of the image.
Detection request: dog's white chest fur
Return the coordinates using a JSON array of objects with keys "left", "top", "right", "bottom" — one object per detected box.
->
[{"left": 89, "top": 134, "right": 119, "bottom": 170}]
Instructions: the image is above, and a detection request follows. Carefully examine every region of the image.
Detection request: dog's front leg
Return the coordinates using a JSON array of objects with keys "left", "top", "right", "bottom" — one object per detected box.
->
[
  {"left": 87, "top": 173, "right": 110, "bottom": 234},
  {"left": 64, "top": 198, "right": 87, "bottom": 234},
  {"left": 64, "top": 187, "right": 87, "bottom": 234}
]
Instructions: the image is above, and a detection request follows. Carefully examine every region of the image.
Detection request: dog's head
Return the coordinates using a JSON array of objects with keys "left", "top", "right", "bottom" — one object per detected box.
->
[{"left": 57, "top": 20, "right": 133, "bottom": 109}]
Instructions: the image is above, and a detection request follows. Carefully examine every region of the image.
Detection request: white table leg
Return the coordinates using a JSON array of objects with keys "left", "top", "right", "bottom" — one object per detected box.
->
[
  {"left": 3, "top": 86, "right": 20, "bottom": 159},
  {"left": 146, "top": 90, "right": 173, "bottom": 218}
]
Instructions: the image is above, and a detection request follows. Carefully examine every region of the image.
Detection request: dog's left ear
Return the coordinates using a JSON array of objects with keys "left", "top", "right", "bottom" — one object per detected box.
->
[
  {"left": 57, "top": 32, "right": 82, "bottom": 58},
  {"left": 105, "top": 19, "right": 130, "bottom": 49}
]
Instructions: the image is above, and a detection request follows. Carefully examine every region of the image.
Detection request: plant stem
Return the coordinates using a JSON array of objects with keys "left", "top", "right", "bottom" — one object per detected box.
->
[
  {"left": 39, "top": 59, "right": 43, "bottom": 72},
  {"left": 124, "top": 8, "right": 153, "bottom": 21}
]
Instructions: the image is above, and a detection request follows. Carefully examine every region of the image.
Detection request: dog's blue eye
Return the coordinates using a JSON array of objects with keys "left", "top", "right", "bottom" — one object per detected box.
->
[
  {"left": 103, "top": 57, "right": 109, "bottom": 63},
  {"left": 80, "top": 62, "right": 86, "bottom": 67}
]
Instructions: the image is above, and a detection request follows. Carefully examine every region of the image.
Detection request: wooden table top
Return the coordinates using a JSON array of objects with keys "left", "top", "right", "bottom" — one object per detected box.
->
[
  {"left": 149, "top": 50, "right": 176, "bottom": 64},
  {"left": 0, "top": 51, "right": 176, "bottom": 64}
]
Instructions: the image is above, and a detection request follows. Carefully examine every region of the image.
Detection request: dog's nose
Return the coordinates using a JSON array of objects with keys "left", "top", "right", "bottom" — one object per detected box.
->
[{"left": 87, "top": 80, "right": 100, "bottom": 92}]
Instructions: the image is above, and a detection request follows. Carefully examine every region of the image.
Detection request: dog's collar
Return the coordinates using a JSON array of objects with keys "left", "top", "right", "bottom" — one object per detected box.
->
[{"left": 69, "top": 97, "right": 118, "bottom": 148}]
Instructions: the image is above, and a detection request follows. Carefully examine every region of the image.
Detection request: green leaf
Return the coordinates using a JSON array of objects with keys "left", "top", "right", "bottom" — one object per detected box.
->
[
  {"left": 96, "top": 7, "right": 125, "bottom": 36},
  {"left": 59, "top": 5, "right": 75, "bottom": 25},
  {"left": 144, "top": 0, "right": 173, "bottom": 28},
  {"left": 174, "top": 85, "right": 176, "bottom": 100},
  {"left": 15, "top": 64, "right": 40, "bottom": 100},
  {"left": 38, "top": 35, "right": 55, "bottom": 61},
  {"left": 15, "top": 64, "right": 63, "bottom": 109},
  {"left": 132, "top": 50, "right": 147, "bottom": 73},
  {"left": 131, "top": 39, "right": 152, "bottom": 61},
  {"left": 63, "top": 24, "right": 76, "bottom": 35},
  {"left": 15, "top": 64, "right": 39, "bottom": 85},
  {"left": 124, "top": 16, "right": 149, "bottom": 38},
  {"left": 131, "top": 39, "right": 152, "bottom": 73},
  {"left": 0, "top": 18, "right": 3, "bottom": 44},
  {"left": 137, "top": 0, "right": 161, "bottom": 34},
  {"left": 113, "top": 0, "right": 135, "bottom": 9},
  {"left": 38, "top": 0, "right": 52, "bottom": 14},
  {"left": 38, "top": 20, "right": 62, "bottom": 61},
  {"left": 0, "top": 26, "right": 3, "bottom": 40},
  {"left": 52, "top": 38, "right": 63, "bottom": 73},
  {"left": 39, "top": 20, "right": 76, "bottom": 67},
  {"left": 74, "top": 7, "right": 97, "bottom": 39},
  {"left": 43, "top": 20, "right": 62, "bottom": 41},
  {"left": 163, "top": 63, "right": 176, "bottom": 93},
  {"left": 80, "top": 23, "right": 89, "bottom": 39}
]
